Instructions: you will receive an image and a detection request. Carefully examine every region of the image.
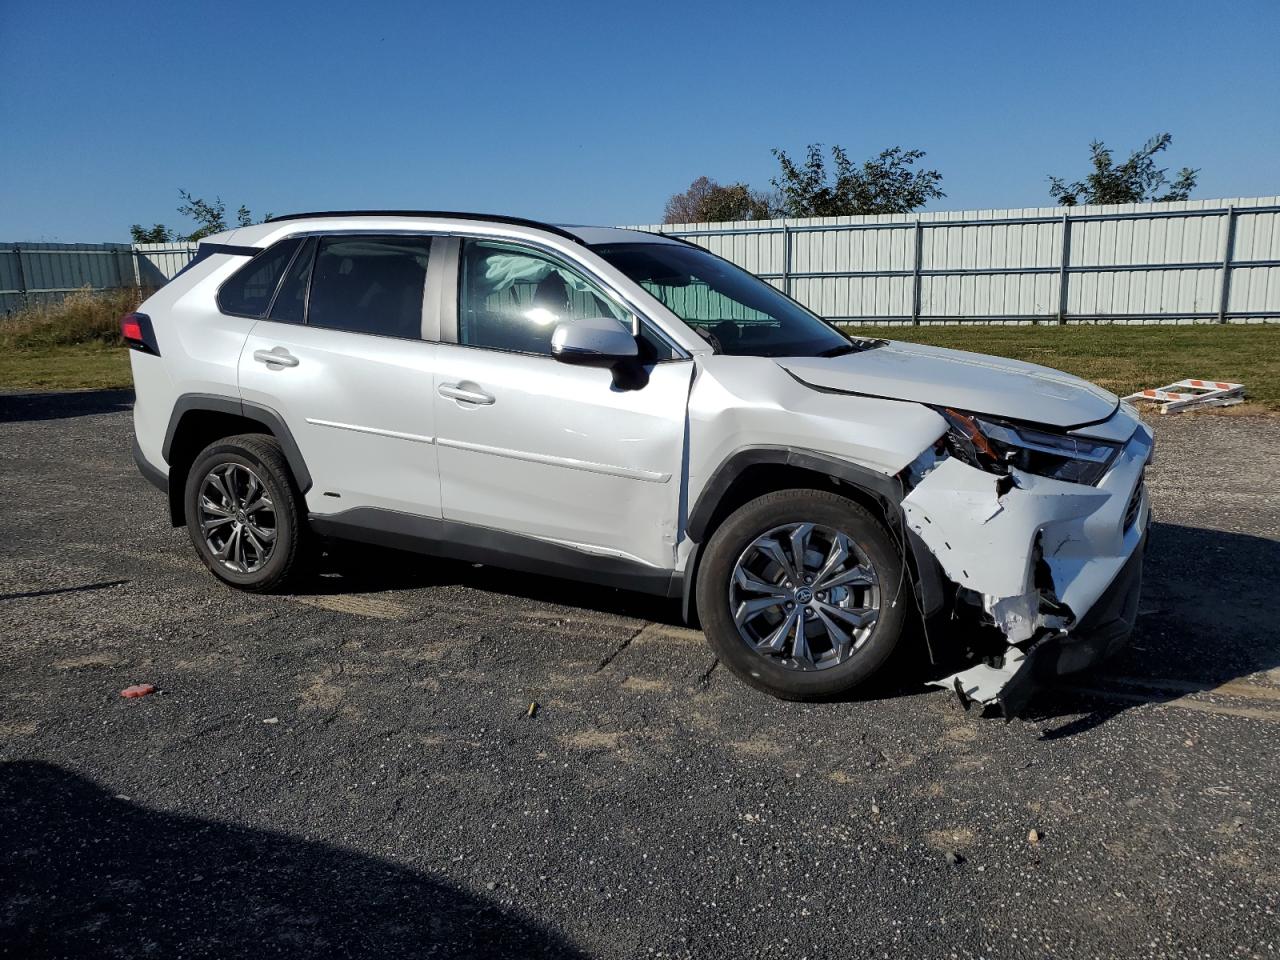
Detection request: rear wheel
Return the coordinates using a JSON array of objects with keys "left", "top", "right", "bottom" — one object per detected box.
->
[
  {"left": 695, "top": 488, "right": 907, "bottom": 700},
  {"left": 184, "top": 434, "right": 305, "bottom": 592}
]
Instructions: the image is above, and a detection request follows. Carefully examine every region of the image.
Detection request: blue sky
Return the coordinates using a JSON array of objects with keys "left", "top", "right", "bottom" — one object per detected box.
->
[{"left": 2, "top": 0, "right": 1277, "bottom": 241}]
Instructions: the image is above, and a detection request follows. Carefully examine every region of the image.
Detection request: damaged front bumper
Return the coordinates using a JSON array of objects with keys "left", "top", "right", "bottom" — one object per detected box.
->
[
  {"left": 902, "top": 416, "right": 1154, "bottom": 716},
  {"left": 946, "top": 527, "right": 1146, "bottom": 716}
]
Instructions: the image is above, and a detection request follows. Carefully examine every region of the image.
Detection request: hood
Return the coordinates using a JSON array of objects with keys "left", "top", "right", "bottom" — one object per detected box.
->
[{"left": 777, "top": 340, "right": 1118, "bottom": 428}]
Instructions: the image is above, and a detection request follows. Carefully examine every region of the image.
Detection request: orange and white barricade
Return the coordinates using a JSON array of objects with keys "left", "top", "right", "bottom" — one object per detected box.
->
[{"left": 1124, "top": 378, "right": 1244, "bottom": 414}]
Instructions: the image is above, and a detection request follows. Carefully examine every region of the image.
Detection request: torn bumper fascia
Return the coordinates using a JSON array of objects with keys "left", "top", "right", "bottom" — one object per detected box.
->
[{"left": 901, "top": 425, "right": 1154, "bottom": 714}]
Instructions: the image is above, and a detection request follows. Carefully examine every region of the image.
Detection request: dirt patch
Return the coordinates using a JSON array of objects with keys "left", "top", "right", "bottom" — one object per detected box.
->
[
  {"left": 298, "top": 666, "right": 349, "bottom": 715},
  {"left": 380, "top": 645, "right": 446, "bottom": 664},
  {"left": 620, "top": 676, "right": 672, "bottom": 694},
  {"left": 925, "top": 827, "right": 976, "bottom": 851},
  {"left": 726, "top": 737, "right": 785, "bottom": 760},
  {"left": 294, "top": 594, "right": 409, "bottom": 620},
  {"left": 52, "top": 652, "right": 123, "bottom": 670},
  {"left": 942, "top": 723, "right": 978, "bottom": 745},
  {"left": 0, "top": 720, "right": 38, "bottom": 738},
  {"left": 561, "top": 730, "right": 622, "bottom": 751}
]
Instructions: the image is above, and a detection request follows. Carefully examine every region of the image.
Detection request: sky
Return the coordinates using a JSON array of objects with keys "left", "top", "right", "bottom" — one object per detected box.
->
[{"left": 1, "top": 0, "right": 1277, "bottom": 241}]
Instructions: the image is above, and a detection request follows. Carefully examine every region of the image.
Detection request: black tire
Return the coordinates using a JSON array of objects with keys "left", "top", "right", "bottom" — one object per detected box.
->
[
  {"left": 184, "top": 433, "right": 306, "bottom": 592},
  {"left": 695, "top": 488, "right": 907, "bottom": 700}
]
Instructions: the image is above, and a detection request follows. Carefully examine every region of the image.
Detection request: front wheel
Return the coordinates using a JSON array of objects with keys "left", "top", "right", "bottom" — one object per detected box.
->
[{"left": 695, "top": 488, "right": 907, "bottom": 700}]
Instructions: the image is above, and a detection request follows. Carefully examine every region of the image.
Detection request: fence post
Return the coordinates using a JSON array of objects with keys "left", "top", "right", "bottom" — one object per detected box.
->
[
  {"left": 910, "top": 220, "right": 923, "bottom": 325},
  {"left": 12, "top": 245, "right": 28, "bottom": 308},
  {"left": 781, "top": 223, "right": 792, "bottom": 296},
  {"left": 1056, "top": 212, "right": 1072, "bottom": 325},
  {"left": 1217, "top": 205, "right": 1237, "bottom": 324}
]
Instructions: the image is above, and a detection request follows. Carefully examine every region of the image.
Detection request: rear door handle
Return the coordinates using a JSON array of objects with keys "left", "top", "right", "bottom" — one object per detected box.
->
[
  {"left": 254, "top": 347, "right": 299, "bottom": 368},
  {"left": 438, "top": 382, "right": 495, "bottom": 405}
]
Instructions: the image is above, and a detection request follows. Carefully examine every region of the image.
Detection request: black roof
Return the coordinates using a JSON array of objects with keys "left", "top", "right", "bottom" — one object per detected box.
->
[{"left": 262, "top": 210, "right": 585, "bottom": 244}]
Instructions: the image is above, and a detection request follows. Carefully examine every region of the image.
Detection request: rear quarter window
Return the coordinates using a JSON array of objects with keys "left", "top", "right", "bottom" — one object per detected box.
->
[{"left": 216, "top": 238, "right": 304, "bottom": 318}]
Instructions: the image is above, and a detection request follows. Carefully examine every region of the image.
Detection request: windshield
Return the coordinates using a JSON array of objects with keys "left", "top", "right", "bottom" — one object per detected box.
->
[{"left": 592, "top": 241, "right": 853, "bottom": 358}]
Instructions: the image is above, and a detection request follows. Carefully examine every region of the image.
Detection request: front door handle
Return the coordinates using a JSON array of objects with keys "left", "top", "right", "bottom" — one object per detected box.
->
[
  {"left": 254, "top": 347, "right": 299, "bottom": 368},
  {"left": 438, "top": 382, "right": 495, "bottom": 405}
]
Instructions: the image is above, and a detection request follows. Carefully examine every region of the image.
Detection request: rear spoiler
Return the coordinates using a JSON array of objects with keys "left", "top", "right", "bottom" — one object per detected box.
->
[{"left": 171, "top": 242, "right": 261, "bottom": 280}]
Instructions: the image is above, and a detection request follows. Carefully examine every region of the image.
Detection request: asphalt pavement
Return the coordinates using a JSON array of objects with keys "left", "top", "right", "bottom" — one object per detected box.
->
[{"left": 1, "top": 389, "right": 1278, "bottom": 959}]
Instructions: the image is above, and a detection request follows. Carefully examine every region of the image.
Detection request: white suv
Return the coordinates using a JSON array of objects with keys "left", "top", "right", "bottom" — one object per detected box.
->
[{"left": 126, "top": 211, "right": 1152, "bottom": 714}]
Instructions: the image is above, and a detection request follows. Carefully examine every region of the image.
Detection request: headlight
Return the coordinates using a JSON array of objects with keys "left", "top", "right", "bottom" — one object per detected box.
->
[{"left": 937, "top": 408, "right": 1121, "bottom": 486}]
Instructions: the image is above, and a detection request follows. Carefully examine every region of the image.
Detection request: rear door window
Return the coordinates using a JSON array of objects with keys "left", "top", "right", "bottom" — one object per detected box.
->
[
  {"left": 217, "top": 237, "right": 303, "bottom": 318},
  {"left": 307, "top": 236, "right": 432, "bottom": 339}
]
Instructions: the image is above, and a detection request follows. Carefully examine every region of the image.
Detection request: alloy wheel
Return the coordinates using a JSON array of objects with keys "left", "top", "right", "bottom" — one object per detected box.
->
[
  {"left": 728, "top": 522, "right": 880, "bottom": 671},
  {"left": 197, "top": 462, "right": 277, "bottom": 574}
]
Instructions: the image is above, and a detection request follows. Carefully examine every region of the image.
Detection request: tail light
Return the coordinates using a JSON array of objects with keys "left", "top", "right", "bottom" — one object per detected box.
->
[{"left": 120, "top": 312, "right": 160, "bottom": 355}]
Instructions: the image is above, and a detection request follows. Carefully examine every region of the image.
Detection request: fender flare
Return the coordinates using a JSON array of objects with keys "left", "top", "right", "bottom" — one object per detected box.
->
[
  {"left": 687, "top": 446, "right": 904, "bottom": 544},
  {"left": 162, "top": 393, "right": 313, "bottom": 493},
  {"left": 681, "top": 446, "right": 947, "bottom": 629}
]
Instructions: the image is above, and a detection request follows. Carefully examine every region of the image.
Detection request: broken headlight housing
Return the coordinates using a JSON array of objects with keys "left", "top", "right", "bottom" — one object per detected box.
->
[{"left": 937, "top": 409, "right": 1121, "bottom": 486}]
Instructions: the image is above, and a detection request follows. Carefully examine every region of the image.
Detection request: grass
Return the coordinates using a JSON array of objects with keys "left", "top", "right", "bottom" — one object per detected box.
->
[
  {"left": 1, "top": 287, "right": 1276, "bottom": 411},
  {"left": 0, "top": 287, "right": 143, "bottom": 391},
  {"left": 840, "top": 324, "right": 1280, "bottom": 413},
  {"left": 0, "top": 342, "right": 134, "bottom": 391},
  {"left": 1, "top": 286, "right": 146, "bottom": 350}
]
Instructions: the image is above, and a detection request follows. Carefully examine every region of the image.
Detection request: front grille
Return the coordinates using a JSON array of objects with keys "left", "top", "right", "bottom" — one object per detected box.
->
[{"left": 1123, "top": 475, "right": 1145, "bottom": 530}]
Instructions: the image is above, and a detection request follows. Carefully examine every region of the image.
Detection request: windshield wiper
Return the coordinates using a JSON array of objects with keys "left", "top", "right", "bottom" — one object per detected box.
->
[
  {"left": 693, "top": 326, "right": 723, "bottom": 353},
  {"left": 817, "top": 343, "right": 860, "bottom": 358},
  {"left": 818, "top": 338, "right": 885, "bottom": 358}
]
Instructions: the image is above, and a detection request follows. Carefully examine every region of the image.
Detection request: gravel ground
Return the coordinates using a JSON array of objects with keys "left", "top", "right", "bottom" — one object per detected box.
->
[{"left": 1, "top": 390, "right": 1278, "bottom": 959}]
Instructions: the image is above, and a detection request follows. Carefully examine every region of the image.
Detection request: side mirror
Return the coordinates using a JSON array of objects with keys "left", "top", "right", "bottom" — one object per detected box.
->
[{"left": 551, "top": 317, "right": 639, "bottom": 367}]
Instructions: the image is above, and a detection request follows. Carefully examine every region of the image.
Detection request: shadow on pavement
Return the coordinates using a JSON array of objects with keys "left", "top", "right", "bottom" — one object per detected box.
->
[
  {"left": 0, "top": 761, "right": 588, "bottom": 959},
  {"left": 297, "top": 521, "right": 1280, "bottom": 727},
  {"left": 1028, "top": 520, "right": 1280, "bottom": 737},
  {"left": 303, "top": 540, "right": 687, "bottom": 624},
  {"left": 0, "top": 579, "right": 130, "bottom": 602},
  {"left": 300, "top": 543, "right": 959, "bottom": 705},
  {"left": 0, "top": 389, "right": 134, "bottom": 423}
]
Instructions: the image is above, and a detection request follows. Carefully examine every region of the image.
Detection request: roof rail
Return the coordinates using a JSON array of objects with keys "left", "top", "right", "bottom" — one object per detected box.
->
[{"left": 262, "top": 210, "right": 586, "bottom": 244}]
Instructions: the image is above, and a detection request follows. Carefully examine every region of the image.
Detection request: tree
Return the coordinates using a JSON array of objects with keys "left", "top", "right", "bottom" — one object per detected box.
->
[
  {"left": 1049, "top": 133, "right": 1198, "bottom": 206},
  {"left": 697, "top": 182, "right": 778, "bottom": 222},
  {"left": 128, "top": 191, "right": 267, "bottom": 243},
  {"left": 770, "top": 144, "right": 945, "bottom": 217},
  {"left": 664, "top": 176, "right": 716, "bottom": 223},
  {"left": 129, "top": 223, "right": 176, "bottom": 244},
  {"left": 176, "top": 189, "right": 260, "bottom": 240},
  {"left": 663, "top": 176, "right": 778, "bottom": 224}
]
